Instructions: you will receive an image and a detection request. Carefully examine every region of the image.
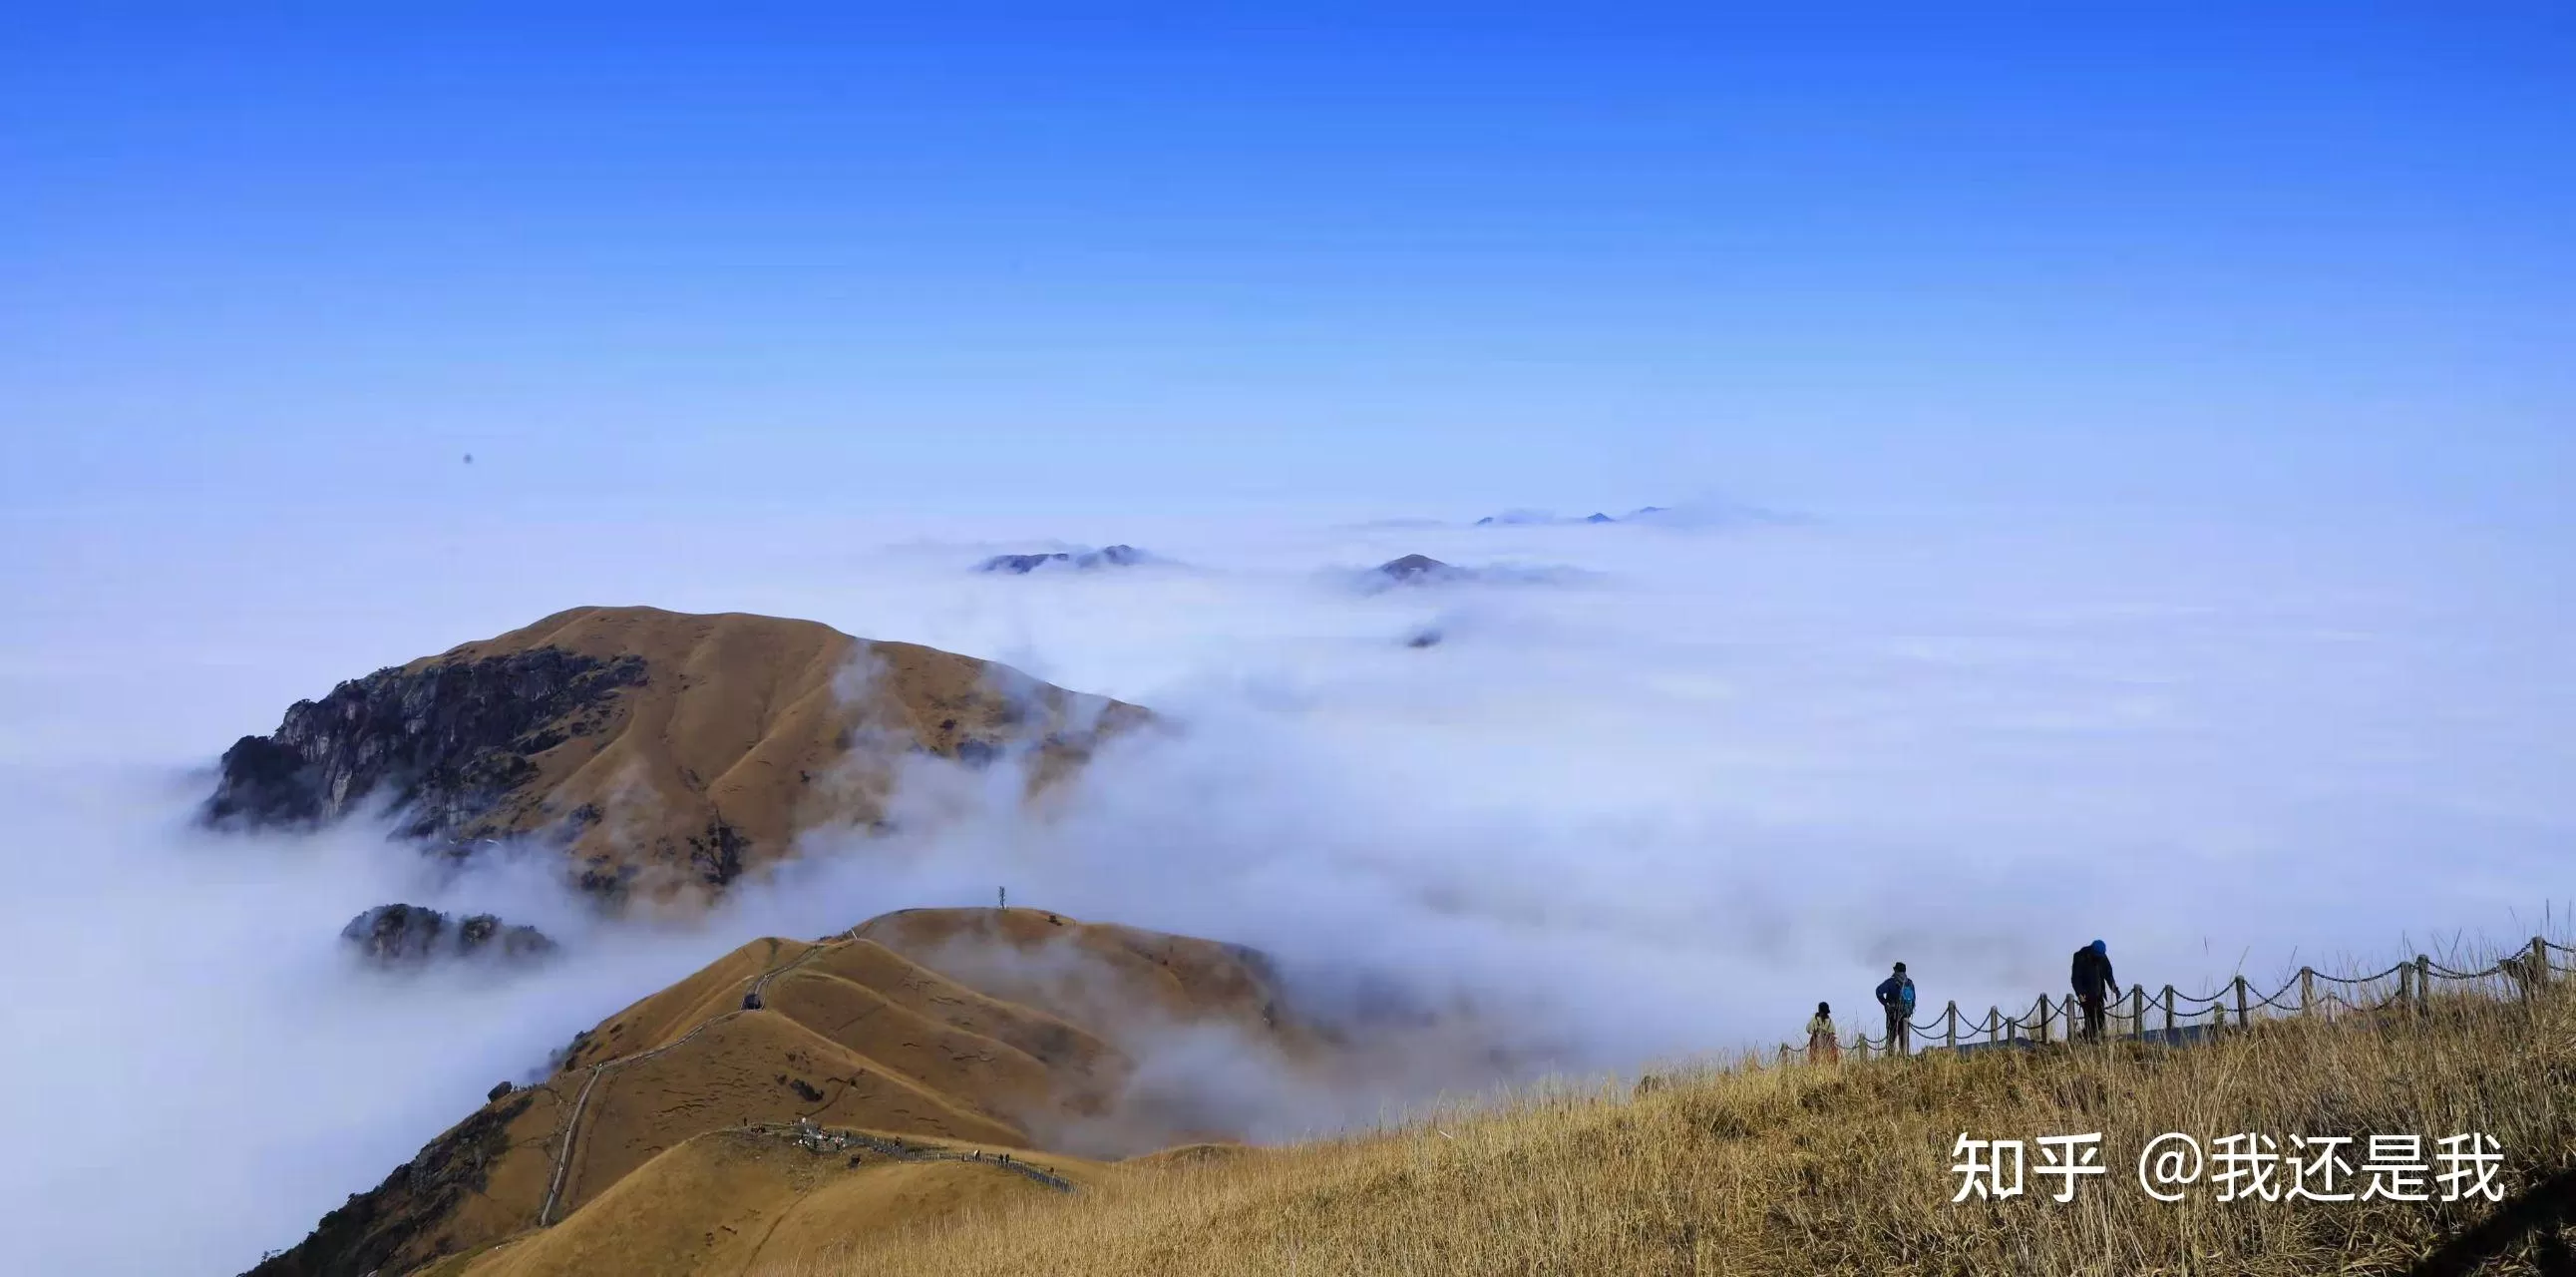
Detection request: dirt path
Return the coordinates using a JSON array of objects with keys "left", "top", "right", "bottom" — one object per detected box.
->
[{"left": 537, "top": 936, "right": 847, "bottom": 1225}]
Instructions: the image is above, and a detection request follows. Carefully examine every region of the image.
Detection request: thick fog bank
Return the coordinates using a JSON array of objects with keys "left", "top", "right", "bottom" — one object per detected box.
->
[{"left": 2, "top": 504, "right": 2570, "bottom": 1271}]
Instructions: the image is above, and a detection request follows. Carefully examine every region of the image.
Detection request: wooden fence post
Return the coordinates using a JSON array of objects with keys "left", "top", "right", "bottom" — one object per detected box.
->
[
  {"left": 2535, "top": 937, "right": 2552, "bottom": 993},
  {"left": 2235, "top": 975, "right": 2249, "bottom": 1028},
  {"left": 1944, "top": 1002, "right": 1959, "bottom": 1054},
  {"left": 1779, "top": 1044, "right": 1791, "bottom": 1068},
  {"left": 1852, "top": 1033, "right": 1867, "bottom": 1062},
  {"left": 1989, "top": 1007, "right": 2001, "bottom": 1047},
  {"left": 2301, "top": 968, "right": 2315, "bottom": 1019},
  {"left": 2415, "top": 955, "right": 2431, "bottom": 1014},
  {"left": 2131, "top": 986, "right": 2146, "bottom": 1042},
  {"left": 2162, "top": 986, "right": 2175, "bottom": 1043}
]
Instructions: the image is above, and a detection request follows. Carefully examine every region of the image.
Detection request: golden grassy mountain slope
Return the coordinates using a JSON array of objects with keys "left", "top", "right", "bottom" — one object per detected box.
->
[
  {"left": 248, "top": 908, "right": 1297, "bottom": 1277},
  {"left": 747, "top": 955, "right": 2576, "bottom": 1277},
  {"left": 210, "top": 606, "right": 1147, "bottom": 899},
  {"left": 441, "top": 1129, "right": 1108, "bottom": 1277}
]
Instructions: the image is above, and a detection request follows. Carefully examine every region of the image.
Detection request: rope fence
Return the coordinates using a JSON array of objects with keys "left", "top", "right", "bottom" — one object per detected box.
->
[{"left": 1773, "top": 936, "right": 2571, "bottom": 1066}]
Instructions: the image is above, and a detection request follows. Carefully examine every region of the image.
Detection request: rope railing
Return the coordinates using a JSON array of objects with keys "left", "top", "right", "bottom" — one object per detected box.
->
[
  {"left": 1786, "top": 934, "right": 2565, "bottom": 1066},
  {"left": 2424, "top": 959, "right": 2503, "bottom": 980},
  {"left": 2312, "top": 963, "right": 2409, "bottom": 986}
]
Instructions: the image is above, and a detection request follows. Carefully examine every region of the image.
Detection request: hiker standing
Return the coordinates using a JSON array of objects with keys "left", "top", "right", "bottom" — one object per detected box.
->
[
  {"left": 1806, "top": 1002, "right": 1840, "bottom": 1064},
  {"left": 2071, "top": 940, "right": 2120, "bottom": 1042},
  {"left": 1875, "top": 963, "right": 1916, "bottom": 1054}
]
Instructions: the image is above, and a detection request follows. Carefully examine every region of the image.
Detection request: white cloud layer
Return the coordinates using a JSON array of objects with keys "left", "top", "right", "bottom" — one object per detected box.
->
[{"left": 2, "top": 501, "right": 2570, "bottom": 1272}]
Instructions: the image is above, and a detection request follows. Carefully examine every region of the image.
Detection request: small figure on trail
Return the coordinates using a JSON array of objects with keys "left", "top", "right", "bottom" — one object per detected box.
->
[
  {"left": 1806, "top": 1002, "right": 1840, "bottom": 1064},
  {"left": 1875, "top": 963, "right": 1916, "bottom": 1054},
  {"left": 2071, "top": 939, "right": 2120, "bottom": 1042}
]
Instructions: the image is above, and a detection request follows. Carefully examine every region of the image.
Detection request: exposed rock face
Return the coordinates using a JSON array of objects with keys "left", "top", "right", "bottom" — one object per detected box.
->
[
  {"left": 203, "top": 648, "right": 646, "bottom": 844},
  {"left": 199, "top": 607, "right": 1151, "bottom": 905},
  {"left": 977, "top": 544, "right": 1148, "bottom": 574},
  {"left": 340, "top": 904, "right": 557, "bottom": 967}
]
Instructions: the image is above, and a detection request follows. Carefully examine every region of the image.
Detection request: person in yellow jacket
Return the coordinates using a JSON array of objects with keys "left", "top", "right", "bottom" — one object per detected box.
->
[{"left": 1806, "top": 1002, "right": 1840, "bottom": 1063}]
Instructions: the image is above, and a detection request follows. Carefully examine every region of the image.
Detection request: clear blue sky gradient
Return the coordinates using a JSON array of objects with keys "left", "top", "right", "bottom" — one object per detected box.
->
[{"left": 6, "top": 4, "right": 2571, "bottom": 519}]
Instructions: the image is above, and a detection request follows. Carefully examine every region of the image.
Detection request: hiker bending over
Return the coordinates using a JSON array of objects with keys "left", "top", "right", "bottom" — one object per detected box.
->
[
  {"left": 1806, "top": 1002, "right": 1840, "bottom": 1063},
  {"left": 1875, "top": 963, "right": 1916, "bottom": 1054},
  {"left": 2072, "top": 940, "right": 2120, "bottom": 1042}
]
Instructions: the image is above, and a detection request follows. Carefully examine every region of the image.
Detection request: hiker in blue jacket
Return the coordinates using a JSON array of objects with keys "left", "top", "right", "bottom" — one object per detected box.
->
[
  {"left": 1875, "top": 962, "right": 1916, "bottom": 1054},
  {"left": 2071, "top": 940, "right": 2121, "bottom": 1043}
]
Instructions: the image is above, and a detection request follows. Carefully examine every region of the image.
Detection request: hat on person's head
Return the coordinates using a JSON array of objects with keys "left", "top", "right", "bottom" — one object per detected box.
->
[
  {"left": 2090, "top": 940, "right": 2106, "bottom": 954},
  {"left": 1893, "top": 962, "right": 1907, "bottom": 973}
]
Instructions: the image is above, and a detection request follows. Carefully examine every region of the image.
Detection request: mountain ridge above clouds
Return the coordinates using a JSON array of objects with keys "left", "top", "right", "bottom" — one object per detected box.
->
[
  {"left": 201, "top": 605, "right": 1150, "bottom": 909},
  {"left": 242, "top": 906, "right": 1314, "bottom": 1277},
  {"left": 975, "top": 544, "right": 1159, "bottom": 574}
]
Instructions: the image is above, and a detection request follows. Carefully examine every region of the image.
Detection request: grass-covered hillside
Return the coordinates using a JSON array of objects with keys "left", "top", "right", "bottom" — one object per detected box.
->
[{"left": 766, "top": 950, "right": 2576, "bottom": 1276}]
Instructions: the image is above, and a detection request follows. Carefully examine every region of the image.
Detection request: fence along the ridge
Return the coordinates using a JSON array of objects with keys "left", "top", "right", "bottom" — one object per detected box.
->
[{"left": 1774, "top": 936, "right": 2570, "bottom": 1064}]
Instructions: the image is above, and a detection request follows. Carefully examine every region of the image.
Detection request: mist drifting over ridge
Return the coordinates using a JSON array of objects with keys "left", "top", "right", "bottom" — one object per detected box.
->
[{"left": 1, "top": 499, "right": 2571, "bottom": 1272}]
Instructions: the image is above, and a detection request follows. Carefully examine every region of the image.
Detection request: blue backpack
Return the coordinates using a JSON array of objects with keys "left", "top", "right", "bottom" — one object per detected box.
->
[{"left": 1880, "top": 975, "right": 1917, "bottom": 1012}]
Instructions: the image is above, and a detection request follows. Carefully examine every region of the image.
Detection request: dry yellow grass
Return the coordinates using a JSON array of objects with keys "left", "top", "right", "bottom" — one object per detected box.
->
[
  {"left": 399, "top": 606, "right": 1150, "bottom": 896},
  {"left": 446, "top": 1129, "right": 1109, "bottom": 1277},
  {"left": 761, "top": 953, "right": 2576, "bottom": 1276},
  {"left": 253, "top": 909, "right": 1304, "bottom": 1277}
]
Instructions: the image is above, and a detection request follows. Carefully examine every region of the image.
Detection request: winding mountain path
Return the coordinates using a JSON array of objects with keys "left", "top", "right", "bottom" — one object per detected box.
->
[{"left": 537, "top": 935, "right": 850, "bottom": 1225}]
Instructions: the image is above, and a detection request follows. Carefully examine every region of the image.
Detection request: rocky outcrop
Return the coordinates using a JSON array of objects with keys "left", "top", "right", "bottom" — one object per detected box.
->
[
  {"left": 977, "top": 545, "right": 1149, "bottom": 574},
  {"left": 200, "top": 608, "right": 1151, "bottom": 906},
  {"left": 340, "top": 904, "right": 557, "bottom": 967},
  {"left": 202, "top": 647, "right": 646, "bottom": 844},
  {"left": 243, "top": 1090, "right": 536, "bottom": 1277}
]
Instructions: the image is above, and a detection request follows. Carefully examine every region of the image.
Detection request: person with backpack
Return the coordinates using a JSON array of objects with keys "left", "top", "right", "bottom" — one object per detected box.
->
[
  {"left": 2071, "top": 939, "right": 2120, "bottom": 1043},
  {"left": 1875, "top": 963, "right": 1916, "bottom": 1054},
  {"left": 1805, "top": 1002, "right": 1840, "bottom": 1064}
]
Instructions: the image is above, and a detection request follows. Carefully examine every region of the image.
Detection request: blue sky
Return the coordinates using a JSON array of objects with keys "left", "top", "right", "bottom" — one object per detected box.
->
[{"left": 6, "top": 4, "right": 2570, "bottom": 520}]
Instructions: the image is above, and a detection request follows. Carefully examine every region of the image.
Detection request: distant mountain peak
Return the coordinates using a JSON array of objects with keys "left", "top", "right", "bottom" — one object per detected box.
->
[
  {"left": 976, "top": 544, "right": 1152, "bottom": 574},
  {"left": 1466, "top": 504, "right": 1690, "bottom": 527},
  {"left": 1375, "top": 553, "right": 1459, "bottom": 582}
]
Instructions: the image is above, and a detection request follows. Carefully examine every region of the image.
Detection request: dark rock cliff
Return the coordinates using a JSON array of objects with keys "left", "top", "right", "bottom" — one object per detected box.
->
[
  {"left": 341, "top": 904, "right": 558, "bottom": 967},
  {"left": 202, "top": 648, "right": 645, "bottom": 843}
]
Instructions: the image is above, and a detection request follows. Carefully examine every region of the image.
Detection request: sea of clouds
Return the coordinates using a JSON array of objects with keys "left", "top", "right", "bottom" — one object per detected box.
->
[{"left": 2, "top": 499, "right": 2571, "bottom": 1272}]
